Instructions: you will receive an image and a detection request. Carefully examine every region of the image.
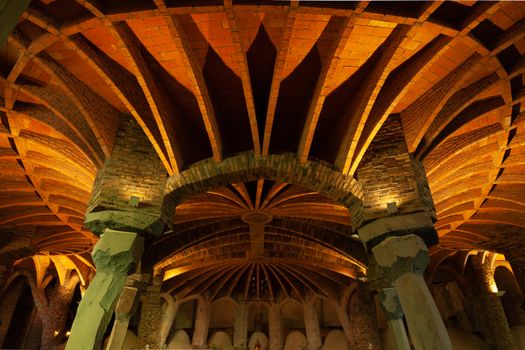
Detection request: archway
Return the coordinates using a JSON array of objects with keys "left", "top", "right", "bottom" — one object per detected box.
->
[
  {"left": 248, "top": 331, "right": 269, "bottom": 350},
  {"left": 162, "top": 152, "right": 363, "bottom": 227},
  {"left": 284, "top": 331, "right": 306, "bottom": 350},
  {"left": 2, "top": 278, "right": 37, "bottom": 349}
]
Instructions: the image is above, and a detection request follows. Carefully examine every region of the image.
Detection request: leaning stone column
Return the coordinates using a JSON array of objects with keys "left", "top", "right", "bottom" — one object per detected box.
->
[
  {"left": 66, "top": 230, "right": 144, "bottom": 350},
  {"left": 471, "top": 253, "right": 515, "bottom": 350},
  {"left": 192, "top": 297, "right": 211, "bottom": 349},
  {"left": 372, "top": 234, "right": 452, "bottom": 350},
  {"left": 159, "top": 293, "right": 179, "bottom": 348},
  {"left": 268, "top": 303, "right": 283, "bottom": 350},
  {"left": 67, "top": 118, "right": 167, "bottom": 349},
  {"left": 105, "top": 285, "right": 139, "bottom": 350},
  {"left": 378, "top": 287, "right": 410, "bottom": 350},
  {"left": 303, "top": 298, "right": 322, "bottom": 350},
  {"left": 233, "top": 302, "right": 249, "bottom": 350}
]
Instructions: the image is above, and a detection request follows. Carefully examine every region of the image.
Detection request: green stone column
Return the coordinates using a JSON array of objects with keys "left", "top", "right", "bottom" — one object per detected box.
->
[
  {"left": 65, "top": 230, "right": 143, "bottom": 350},
  {"left": 372, "top": 234, "right": 452, "bottom": 350},
  {"left": 0, "top": 0, "right": 30, "bottom": 46}
]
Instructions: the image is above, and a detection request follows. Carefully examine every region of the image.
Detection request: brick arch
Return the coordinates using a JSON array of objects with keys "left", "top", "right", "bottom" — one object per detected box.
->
[{"left": 162, "top": 152, "right": 364, "bottom": 228}]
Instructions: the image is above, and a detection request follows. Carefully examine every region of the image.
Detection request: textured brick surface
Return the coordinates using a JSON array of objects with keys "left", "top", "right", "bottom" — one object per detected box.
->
[
  {"left": 357, "top": 115, "right": 435, "bottom": 221},
  {"left": 88, "top": 118, "right": 167, "bottom": 217}
]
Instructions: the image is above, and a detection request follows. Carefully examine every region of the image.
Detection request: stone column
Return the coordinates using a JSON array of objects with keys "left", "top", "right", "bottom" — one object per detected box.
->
[
  {"left": 378, "top": 287, "right": 410, "bottom": 350},
  {"left": 233, "top": 302, "right": 249, "bottom": 350},
  {"left": 335, "top": 304, "right": 354, "bottom": 345},
  {"left": 372, "top": 234, "right": 452, "bottom": 350},
  {"left": 105, "top": 286, "right": 139, "bottom": 350},
  {"left": 303, "top": 299, "right": 322, "bottom": 350},
  {"left": 159, "top": 293, "right": 179, "bottom": 348},
  {"left": 268, "top": 303, "right": 283, "bottom": 350},
  {"left": 192, "top": 297, "right": 211, "bottom": 349},
  {"left": 66, "top": 230, "right": 144, "bottom": 350},
  {"left": 471, "top": 253, "right": 515, "bottom": 350}
]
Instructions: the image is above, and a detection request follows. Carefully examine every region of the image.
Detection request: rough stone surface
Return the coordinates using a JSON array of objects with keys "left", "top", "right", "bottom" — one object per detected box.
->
[
  {"left": 66, "top": 230, "right": 144, "bottom": 350},
  {"left": 372, "top": 235, "right": 430, "bottom": 282}
]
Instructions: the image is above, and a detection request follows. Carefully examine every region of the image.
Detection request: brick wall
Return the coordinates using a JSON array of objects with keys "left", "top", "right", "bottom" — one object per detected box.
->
[
  {"left": 137, "top": 283, "right": 163, "bottom": 348},
  {"left": 350, "top": 285, "right": 382, "bottom": 350},
  {"left": 357, "top": 115, "right": 435, "bottom": 222},
  {"left": 87, "top": 118, "right": 167, "bottom": 217}
]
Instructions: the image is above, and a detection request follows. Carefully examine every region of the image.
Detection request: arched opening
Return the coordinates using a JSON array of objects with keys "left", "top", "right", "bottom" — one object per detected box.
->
[
  {"left": 2, "top": 278, "right": 37, "bottom": 349},
  {"left": 281, "top": 298, "right": 305, "bottom": 336},
  {"left": 248, "top": 302, "right": 269, "bottom": 339},
  {"left": 170, "top": 298, "right": 197, "bottom": 341},
  {"left": 64, "top": 281, "right": 82, "bottom": 336},
  {"left": 494, "top": 265, "right": 524, "bottom": 327},
  {"left": 209, "top": 297, "right": 237, "bottom": 341}
]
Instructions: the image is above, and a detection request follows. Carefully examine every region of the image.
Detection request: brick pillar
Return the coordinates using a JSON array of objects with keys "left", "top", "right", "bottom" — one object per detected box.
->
[
  {"left": 138, "top": 277, "right": 164, "bottom": 348},
  {"left": 471, "top": 253, "right": 515, "bottom": 350},
  {"left": 268, "top": 303, "right": 283, "bottom": 350},
  {"left": 372, "top": 234, "right": 452, "bottom": 350},
  {"left": 67, "top": 118, "right": 166, "bottom": 350},
  {"left": 351, "top": 284, "right": 382, "bottom": 350},
  {"left": 192, "top": 297, "right": 211, "bottom": 349},
  {"left": 233, "top": 302, "right": 249, "bottom": 350},
  {"left": 303, "top": 298, "right": 321, "bottom": 350},
  {"left": 66, "top": 230, "right": 144, "bottom": 350}
]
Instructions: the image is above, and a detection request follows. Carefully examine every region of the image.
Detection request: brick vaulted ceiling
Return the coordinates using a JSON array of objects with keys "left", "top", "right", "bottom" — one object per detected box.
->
[{"left": 1, "top": 1, "right": 525, "bottom": 279}]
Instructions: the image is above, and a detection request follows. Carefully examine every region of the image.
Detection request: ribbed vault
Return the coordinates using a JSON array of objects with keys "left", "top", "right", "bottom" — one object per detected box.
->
[{"left": 0, "top": 1, "right": 524, "bottom": 277}]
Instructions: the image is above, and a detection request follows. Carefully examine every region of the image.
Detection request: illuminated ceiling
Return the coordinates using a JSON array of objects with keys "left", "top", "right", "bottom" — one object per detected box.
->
[{"left": 1, "top": 1, "right": 525, "bottom": 278}]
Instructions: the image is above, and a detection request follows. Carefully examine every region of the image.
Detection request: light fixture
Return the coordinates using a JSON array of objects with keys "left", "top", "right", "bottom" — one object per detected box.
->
[
  {"left": 129, "top": 195, "right": 140, "bottom": 207},
  {"left": 65, "top": 331, "right": 71, "bottom": 337},
  {"left": 54, "top": 330, "right": 59, "bottom": 337},
  {"left": 386, "top": 201, "right": 398, "bottom": 214}
]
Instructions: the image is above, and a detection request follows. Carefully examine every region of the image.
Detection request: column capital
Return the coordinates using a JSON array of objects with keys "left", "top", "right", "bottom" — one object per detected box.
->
[
  {"left": 358, "top": 211, "right": 437, "bottom": 248},
  {"left": 372, "top": 234, "right": 429, "bottom": 283},
  {"left": 92, "top": 229, "right": 144, "bottom": 274},
  {"left": 378, "top": 287, "right": 404, "bottom": 320}
]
